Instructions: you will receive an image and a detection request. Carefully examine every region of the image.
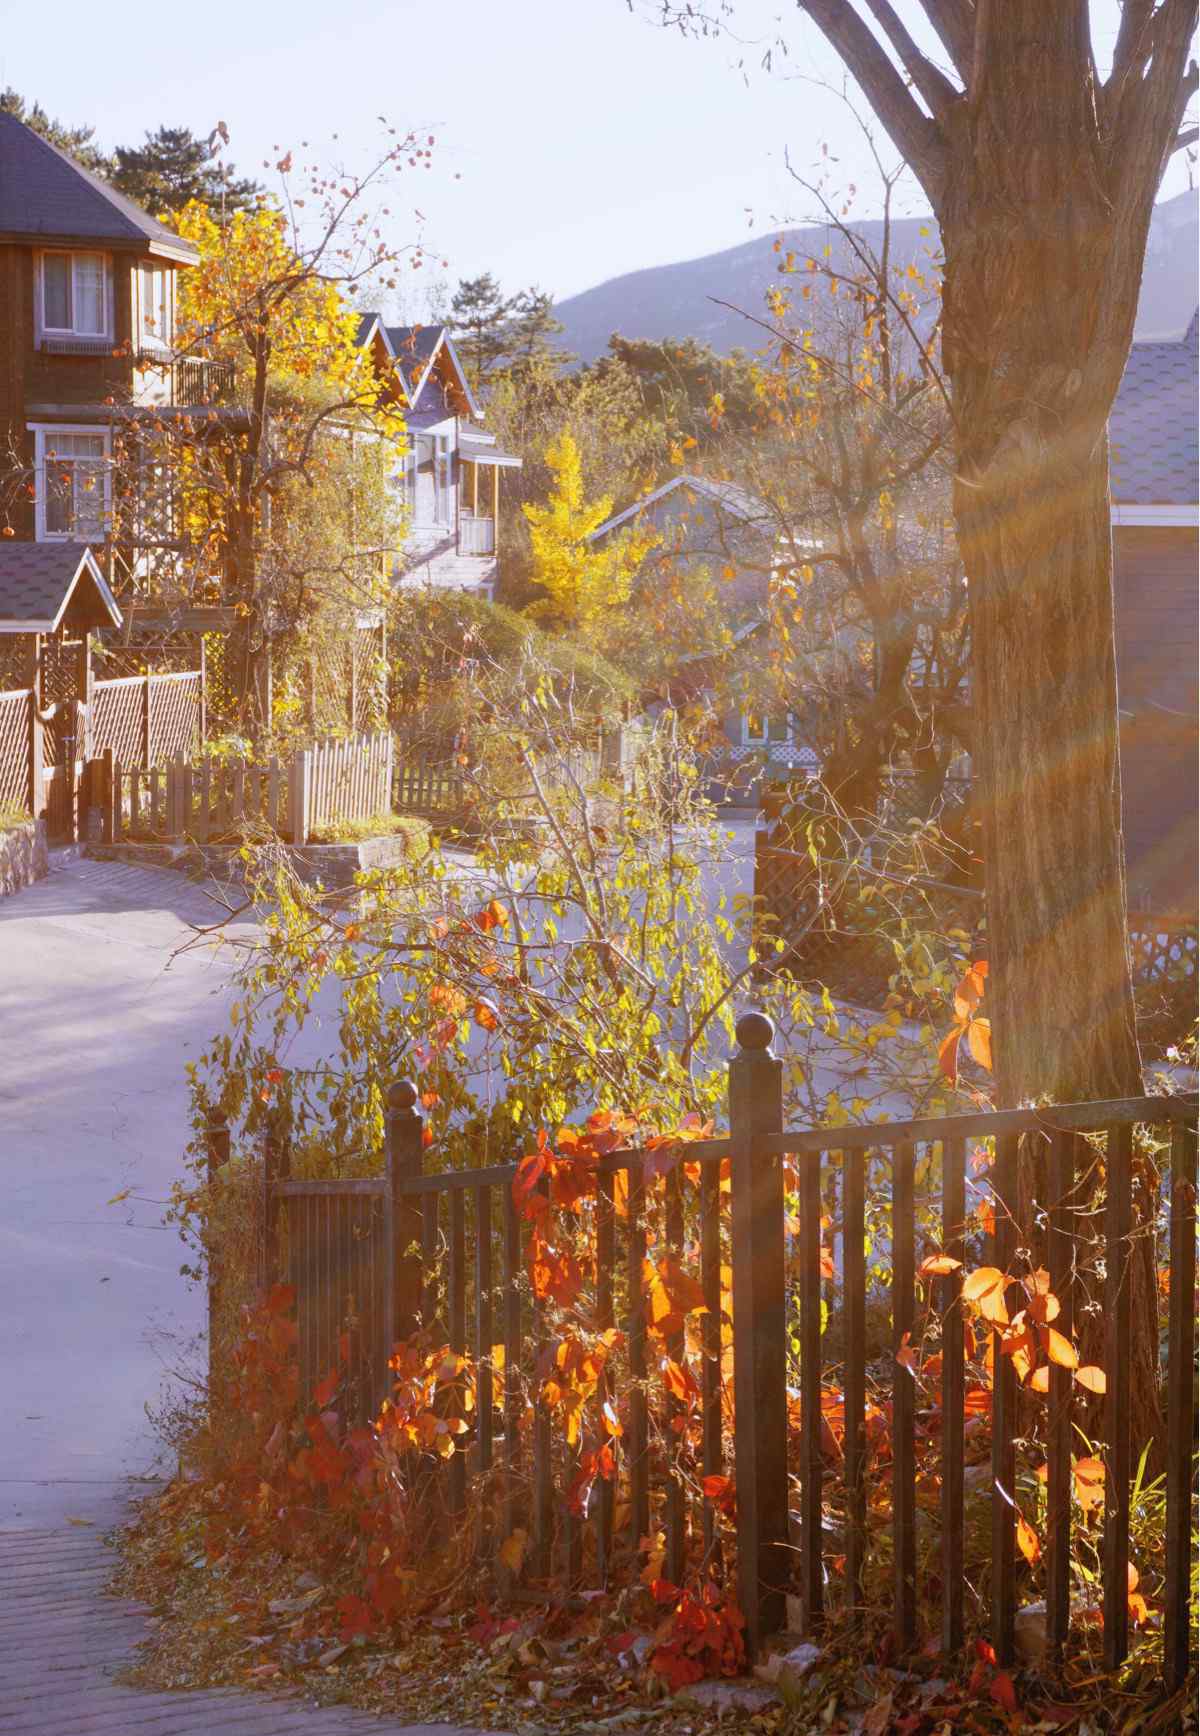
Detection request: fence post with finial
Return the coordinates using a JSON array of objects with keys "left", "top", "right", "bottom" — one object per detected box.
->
[
  {"left": 387, "top": 1079, "right": 424, "bottom": 1345},
  {"left": 728, "top": 1010, "right": 788, "bottom": 1660}
]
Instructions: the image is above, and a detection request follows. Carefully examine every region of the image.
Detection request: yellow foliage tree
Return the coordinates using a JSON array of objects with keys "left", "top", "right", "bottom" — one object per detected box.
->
[
  {"left": 522, "top": 433, "right": 656, "bottom": 631},
  {"left": 141, "top": 199, "right": 409, "bottom": 732}
]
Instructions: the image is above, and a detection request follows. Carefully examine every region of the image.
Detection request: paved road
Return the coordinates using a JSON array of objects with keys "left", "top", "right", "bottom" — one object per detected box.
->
[{"left": 0, "top": 855, "right": 508, "bottom": 1734}]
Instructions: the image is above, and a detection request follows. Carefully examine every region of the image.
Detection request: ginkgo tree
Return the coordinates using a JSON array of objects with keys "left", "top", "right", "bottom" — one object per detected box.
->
[{"left": 522, "top": 431, "right": 658, "bottom": 631}]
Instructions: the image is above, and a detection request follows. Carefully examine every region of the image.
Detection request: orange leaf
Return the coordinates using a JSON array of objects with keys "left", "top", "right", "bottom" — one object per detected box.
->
[
  {"left": 1044, "top": 1327, "right": 1079, "bottom": 1369},
  {"left": 1016, "top": 1512, "right": 1041, "bottom": 1565},
  {"left": 966, "top": 1016, "right": 992, "bottom": 1071},
  {"left": 962, "top": 1266, "right": 1005, "bottom": 1302},
  {"left": 938, "top": 1025, "right": 962, "bottom": 1082},
  {"left": 1028, "top": 1365, "right": 1050, "bottom": 1393},
  {"left": 1075, "top": 1364, "right": 1107, "bottom": 1394},
  {"left": 919, "top": 1253, "right": 963, "bottom": 1277},
  {"left": 473, "top": 997, "right": 500, "bottom": 1033}
]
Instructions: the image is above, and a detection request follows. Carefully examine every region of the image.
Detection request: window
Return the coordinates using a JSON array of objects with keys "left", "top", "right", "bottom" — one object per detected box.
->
[
  {"left": 742, "top": 712, "right": 791, "bottom": 747},
  {"left": 139, "top": 265, "right": 171, "bottom": 347},
  {"left": 413, "top": 433, "right": 453, "bottom": 527},
  {"left": 38, "top": 252, "right": 110, "bottom": 339},
  {"left": 33, "top": 428, "right": 110, "bottom": 541}
]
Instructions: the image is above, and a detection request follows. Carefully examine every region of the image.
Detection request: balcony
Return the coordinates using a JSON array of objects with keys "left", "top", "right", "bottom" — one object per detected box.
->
[
  {"left": 135, "top": 350, "right": 236, "bottom": 407},
  {"left": 458, "top": 512, "right": 495, "bottom": 557}
]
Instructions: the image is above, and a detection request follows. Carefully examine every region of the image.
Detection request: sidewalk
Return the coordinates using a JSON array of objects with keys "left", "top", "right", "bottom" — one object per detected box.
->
[{"left": 0, "top": 1515, "right": 504, "bottom": 1736}]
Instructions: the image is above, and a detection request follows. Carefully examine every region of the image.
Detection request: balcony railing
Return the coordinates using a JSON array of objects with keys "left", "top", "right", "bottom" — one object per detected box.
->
[
  {"left": 136, "top": 351, "right": 236, "bottom": 407},
  {"left": 458, "top": 512, "right": 495, "bottom": 557}
]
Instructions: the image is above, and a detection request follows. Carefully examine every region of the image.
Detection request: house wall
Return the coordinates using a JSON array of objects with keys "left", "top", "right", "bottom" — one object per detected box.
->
[{"left": 1113, "top": 524, "right": 1198, "bottom": 912}]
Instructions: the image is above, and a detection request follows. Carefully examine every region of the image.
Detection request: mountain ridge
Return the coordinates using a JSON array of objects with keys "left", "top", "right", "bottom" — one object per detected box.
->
[{"left": 554, "top": 190, "right": 1199, "bottom": 365}]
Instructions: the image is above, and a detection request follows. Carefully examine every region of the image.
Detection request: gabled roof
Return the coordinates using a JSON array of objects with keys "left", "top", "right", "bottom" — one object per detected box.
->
[
  {"left": 0, "top": 111, "right": 197, "bottom": 263},
  {"left": 353, "top": 314, "right": 482, "bottom": 418},
  {"left": 0, "top": 545, "right": 122, "bottom": 634},
  {"left": 1109, "top": 309, "right": 1198, "bottom": 506},
  {"left": 588, "top": 473, "right": 776, "bottom": 543}
]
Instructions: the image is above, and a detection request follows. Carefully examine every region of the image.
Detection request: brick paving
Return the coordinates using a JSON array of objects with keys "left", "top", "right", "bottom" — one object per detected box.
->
[{"left": 0, "top": 1524, "right": 507, "bottom": 1736}]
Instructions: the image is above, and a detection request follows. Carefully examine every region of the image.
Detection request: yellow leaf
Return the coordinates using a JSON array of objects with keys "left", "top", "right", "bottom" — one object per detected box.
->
[
  {"left": 1016, "top": 1512, "right": 1041, "bottom": 1565},
  {"left": 919, "top": 1254, "right": 962, "bottom": 1277},
  {"left": 1074, "top": 1364, "right": 1106, "bottom": 1394},
  {"left": 1045, "top": 1327, "right": 1079, "bottom": 1369},
  {"left": 499, "top": 1528, "right": 528, "bottom": 1574}
]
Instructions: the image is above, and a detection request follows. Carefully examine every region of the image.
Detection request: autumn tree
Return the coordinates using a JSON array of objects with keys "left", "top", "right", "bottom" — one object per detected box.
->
[
  {"left": 522, "top": 431, "right": 657, "bottom": 630},
  {"left": 112, "top": 125, "right": 261, "bottom": 215},
  {"left": 647, "top": 1, "right": 1198, "bottom": 1110}
]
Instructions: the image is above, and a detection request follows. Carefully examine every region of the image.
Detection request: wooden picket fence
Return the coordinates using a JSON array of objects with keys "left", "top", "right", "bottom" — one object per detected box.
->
[
  {"left": 98, "top": 733, "right": 393, "bottom": 846},
  {"left": 207, "top": 1023, "right": 1197, "bottom": 1680}
]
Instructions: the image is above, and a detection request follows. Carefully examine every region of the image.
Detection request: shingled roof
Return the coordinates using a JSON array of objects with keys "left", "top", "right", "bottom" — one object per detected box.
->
[
  {"left": 0, "top": 545, "right": 122, "bottom": 633},
  {"left": 0, "top": 110, "right": 197, "bottom": 263},
  {"left": 1110, "top": 311, "right": 1199, "bottom": 505}
]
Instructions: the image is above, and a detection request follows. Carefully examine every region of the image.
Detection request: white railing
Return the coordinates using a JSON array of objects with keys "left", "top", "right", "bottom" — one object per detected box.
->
[{"left": 458, "top": 513, "right": 495, "bottom": 557}]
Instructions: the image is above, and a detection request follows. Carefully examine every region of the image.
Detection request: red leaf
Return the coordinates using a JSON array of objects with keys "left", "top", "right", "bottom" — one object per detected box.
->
[{"left": 990, "top": 1670, "right": 1019, "bottom": 1715}]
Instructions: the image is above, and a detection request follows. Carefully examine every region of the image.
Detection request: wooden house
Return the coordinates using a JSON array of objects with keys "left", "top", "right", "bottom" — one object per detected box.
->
[
  {"left": 355, "top": 316, "right": 521, "bottom": 598},
  {"left": 1109, "top": 309, "right": 1198, "bottom": 914}
]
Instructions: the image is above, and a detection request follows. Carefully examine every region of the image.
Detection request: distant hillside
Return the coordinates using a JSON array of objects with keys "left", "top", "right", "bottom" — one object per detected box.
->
[{"left": 556, "top": 190, "right": 1199, "bottom": 364}]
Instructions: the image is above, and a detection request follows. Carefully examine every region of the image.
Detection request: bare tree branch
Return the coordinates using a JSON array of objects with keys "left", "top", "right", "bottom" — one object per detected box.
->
[
  {"left": 919, "top": 0, "right": 976, "bottom": 84},
  {"left": 797, "top": 0, "right": 949, "bottom": 205},
  {"left": 861, "top": 0, "right": 963, "bottom": 115}
]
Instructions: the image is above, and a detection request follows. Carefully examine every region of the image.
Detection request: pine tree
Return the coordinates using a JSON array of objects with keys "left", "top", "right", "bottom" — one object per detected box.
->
[
  {"left": 0, "top": 89, "right": 110, "bottom": 176},
  {"left": 448, "top": 273, "right": 513, "bottom": 388},
  {"left": 113, "top": 127, "right": 260, "bottom": 216},
  {"left": 504, "top": 287, "right": 574, "bottom": 373}
]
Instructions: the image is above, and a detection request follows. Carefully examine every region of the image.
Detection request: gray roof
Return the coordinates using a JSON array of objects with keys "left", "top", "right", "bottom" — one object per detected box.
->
[
  {"left": 0, "top": 111, "right": 197, "bottom": 262},
  {"left": 0, "top": 544, "right": 122, "bottom": 633},
  {"left": 589, "top": 472, "right": 776, "bottom": 543},
  {"left": 1109, "top": 310, "right": 1198, "bottom": 505}
]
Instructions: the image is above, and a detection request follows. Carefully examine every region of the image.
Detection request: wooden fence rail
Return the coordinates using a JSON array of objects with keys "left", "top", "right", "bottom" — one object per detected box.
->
[
  {"left": 97, "top": 733, "right": 392, "bottom": 846},
  {"left": 208, "top": 1023, "right": 1197, "bottom": 1681}
]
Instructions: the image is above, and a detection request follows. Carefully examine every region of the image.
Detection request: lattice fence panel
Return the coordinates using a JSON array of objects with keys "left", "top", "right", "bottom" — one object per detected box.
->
[
  {"left": 352, "top": 626, "right": 386, "bottom": 733},
  {"left": 0, "top": 638, "right": 33, "bottom": 695},
  {"left": 310, "top": 640, "right": 354, "bottom": 734},
  {"left": 0, "top": 689, "right": 32, "bottom": 813},
  {"left": 42, "top": 637, "right": 82, "bottom": 708},
  {"left": 92, "top": 678, "right": 145, "bottom": 766},
  {"left": 149, "top": 673, "right": 201, "bottom": 761},
  {"left": 1129, "top": 918, "right": 1198, "bottom": 986}
]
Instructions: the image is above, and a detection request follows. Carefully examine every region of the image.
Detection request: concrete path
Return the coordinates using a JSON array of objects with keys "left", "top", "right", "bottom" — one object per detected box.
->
[
  {"left": 0, "top": 855, "right": 508, "bottom": 1734},
  {"left": 0, "top": 1526, "right": 499, "bottom": 1736}
]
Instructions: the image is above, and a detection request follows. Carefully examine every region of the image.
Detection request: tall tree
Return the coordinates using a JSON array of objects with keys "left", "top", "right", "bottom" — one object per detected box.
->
[
  {"left": 650, "top": 1, "right": 1197, "bottom": 1108},
  {"left": 0, "top": 88, "right": 110, "bottom": 175},
  {"left": 504, "top": 286, "right": 575, "bottom": 372},
  {"left": 449, "top": 273, "right": 513, "bottom": 387},
  {"left": 522, "top": 432, "right": 656, "bottom": 629},
  {"left": 112, "top": 125, "right": 261, "bottom": 215}
]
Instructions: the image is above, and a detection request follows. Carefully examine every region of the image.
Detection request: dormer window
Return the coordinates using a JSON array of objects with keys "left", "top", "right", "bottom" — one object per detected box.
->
[{"left": 37, "top": 250, "right": 112, "bottom": 343}]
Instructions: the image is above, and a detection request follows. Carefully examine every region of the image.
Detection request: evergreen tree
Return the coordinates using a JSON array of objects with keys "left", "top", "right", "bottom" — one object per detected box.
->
[
  {"left": 503, "top": 286, "right": 574, "bottom": 373},
  {"left": 448, "top": 273, "right": 513, "bottom": 388},
  {"left": 0, "top": 89, "right": 110, "bottom": 176},
  {"left": 113, "top": 126, "right": 260, "bottom": 215}
]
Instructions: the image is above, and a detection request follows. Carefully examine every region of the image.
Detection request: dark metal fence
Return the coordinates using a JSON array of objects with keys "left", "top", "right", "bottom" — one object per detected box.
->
[{"left": 209, "top": 1025, "right": 1197, "bottom": 1682}]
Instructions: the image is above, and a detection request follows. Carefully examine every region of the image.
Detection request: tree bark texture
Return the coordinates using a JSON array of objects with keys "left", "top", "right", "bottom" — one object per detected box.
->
[{"left": 794, "top": 0, "right": 1197, "bottom": 1105}]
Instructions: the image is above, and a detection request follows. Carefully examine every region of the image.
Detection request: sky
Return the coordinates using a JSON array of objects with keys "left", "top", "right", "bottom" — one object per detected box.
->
[{"left": 1, "top": 0, "right": 1195, "bottom": 310}]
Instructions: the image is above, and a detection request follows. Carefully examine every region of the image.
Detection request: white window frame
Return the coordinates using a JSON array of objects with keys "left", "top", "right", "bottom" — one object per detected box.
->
[
  {"left": 30, "top": 424, "right": 112, "bottom": 543},
  {"left": 137, "top": 262, "right": 172, "bottom": 352},
  {"left": 35, "top": 250, "right": 114, "bottom": 344},
  {"left": 741, "top": 711, "right": 791, "bottom": 748}
]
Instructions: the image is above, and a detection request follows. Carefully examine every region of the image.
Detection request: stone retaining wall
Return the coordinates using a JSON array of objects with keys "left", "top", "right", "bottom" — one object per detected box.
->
[
  {"left": 86, "top": 831, "right": 421, "bottom": 891},
  {"left": 0, "top": 819, "right": 48, "bottom": 899}
]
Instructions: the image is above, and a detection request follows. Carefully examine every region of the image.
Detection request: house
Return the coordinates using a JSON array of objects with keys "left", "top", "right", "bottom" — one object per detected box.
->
[
  {"left": 587, "top": 473, "right": 815, "bottom": 781},
  {"left": 354, "top": 316, "right": 521, "bottom": 598},
  {"left": 0, "top": 110, "right": 240, "bottom": 550},
  {"left": 1109, "top": 309, "right": 1198, "bottom": 914}
]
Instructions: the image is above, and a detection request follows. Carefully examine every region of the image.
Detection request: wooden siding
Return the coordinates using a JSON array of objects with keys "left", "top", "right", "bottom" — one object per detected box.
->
[{"left": 1113, "top": 526, "right": 1198, "bottom": 913}]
